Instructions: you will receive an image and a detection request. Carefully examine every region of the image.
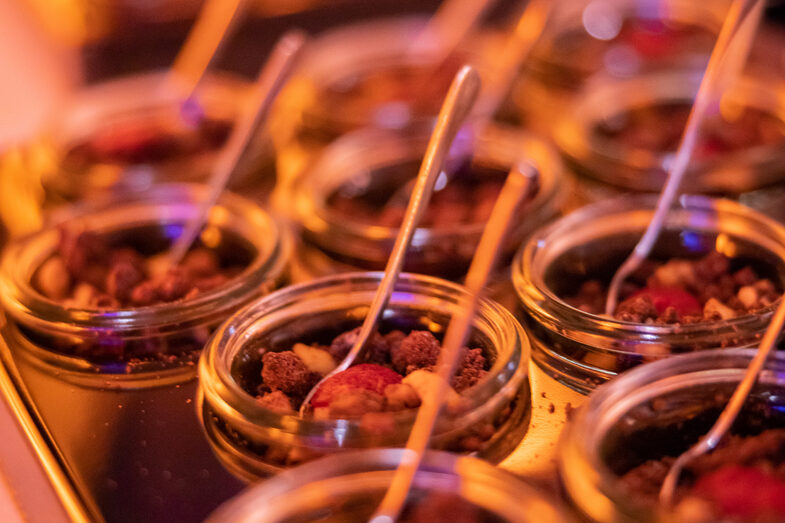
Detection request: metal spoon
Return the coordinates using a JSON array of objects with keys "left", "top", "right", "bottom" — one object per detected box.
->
[
  {"left": 299, "top": 66, "right": 482, "bottom": 415},
  {"left": 166, "top": 0, "right": 248, "bottom": 101},
  {"left": 387, "top": 0, "right": 550, "bottom": 207},
  {"left": 473, "top": 0, "right": 551, "bottom": 120},
  {"left": 408, "top": 0, "right": 497, "bottom": 67},
  {"left": 659, "top": 295, "right": 785, "bottom": 505},
  {"left": 370, "top": 161, "right": 538, "bottom": 523},
  {"left": 604, "top": 0, "right": 765, "bottom": 315},
  {"left": 165, "top": 30, "right": 306, "bottom": 267}
]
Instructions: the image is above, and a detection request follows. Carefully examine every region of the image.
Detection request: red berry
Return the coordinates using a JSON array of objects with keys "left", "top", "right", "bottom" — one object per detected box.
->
[
  {"left": 310, "top": 364, "right": 403, "bottom": 408},
  {"left": 691, "top": 465, "right": 785, "bottom": 519},
  {"left": 630, "top": 287, "right": 701, "bottom": 316}
]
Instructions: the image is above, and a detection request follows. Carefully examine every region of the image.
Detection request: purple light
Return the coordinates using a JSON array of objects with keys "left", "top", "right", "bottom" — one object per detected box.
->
[
  {"left": 165, "top": 223, "right": 184, "bottom": 240},
  {"left": 180, "top": 97, "right": 205, "bottom": 128}
]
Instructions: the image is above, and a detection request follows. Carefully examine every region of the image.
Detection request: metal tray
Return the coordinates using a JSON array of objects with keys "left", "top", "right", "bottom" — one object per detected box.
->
[{"left": 0, "top": 304, "right": 584, "bottom": 522}]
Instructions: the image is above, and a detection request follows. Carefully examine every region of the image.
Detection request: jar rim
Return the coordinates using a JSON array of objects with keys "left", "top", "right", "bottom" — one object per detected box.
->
[
  {"left": 207, "top": 448, "right": 567, "bottom": 523},
  {"left": 199, "top": 270, "right": 529, "bottom": 435},
  {"left": 291, "top": 124, "right": 565, "bottom": 258},
  {"left": 49, "top": 69, "right": 249, "bottom": 150},
  {"left": 527, "top": 0, "right": 724, "bottom": 78},
  {"left": 560, "top": 347, "right": 785, "bottom": 521},
  {"left": 555, "top": 69, "right": 785, "bottom": 193},
  {"left": 0, "top": 183, "right": 290, "bottom": 335},
  {"left": 207, "top": 449, "right": 569, "bottom": 523},
  {"left": 513, "top": 193, "right": 785, "bottom": 337},
  {"left": 280, "top": 15, "right": 499, "bottom": 134},
  {"left": 38, "top": 70, "right": 271, "bottom": 200}
]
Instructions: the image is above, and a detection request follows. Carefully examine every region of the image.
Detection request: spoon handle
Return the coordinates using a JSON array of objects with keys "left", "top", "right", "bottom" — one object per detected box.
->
[
  {"left": 475, "top": 0, "right": 551, "bottom": 119},
  {"left": 604, "top": 0, "right": 764, "bottom": 315},
  {"left": 166, "top": 30, "right": 306, "bottom": 267},
  {"left": 167, "top": 0, "right": 248, "bottom": 100},
  {"left": 660, "top": 293, "right": 785, "bottom": 505},
  {"left": 411, "top": 0, "right": 496, "bottom": 64},
  {"left": 299, "top": 66, "right": 481, "bottom": 414},
  {"left": 337, "top": 66, "right": 479, "bottom": 373},
  {"left": 371, "top": 161, "right": 538, "bottom": 523}
]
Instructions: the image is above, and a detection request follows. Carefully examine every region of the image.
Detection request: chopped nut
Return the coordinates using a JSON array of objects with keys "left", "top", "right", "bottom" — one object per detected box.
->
[
  {"left": 256, "top": 390, "right": 294, "bottom": 413},
  {"left": 703, "top": 298, "right": 736, "bottom": 320},
  {"left": 383, "top": 383, "right": 421, "bottom": 410},
  {"left": 67, "top": 282, "right": 99, "bottom": 308},
  {"left": 292, "top": 343, "right": 336, "bottom": 375},
  {"left": 651, "top": 260, "right": 696, "bottom": 288},
  {"left": 737, "top": 286, "right": 758, "bottom": 309},
  {"left": 35, "top": 256, "right": 71, "bottom": 299},
  {"left": 403, "top": 369, "right": 463, "bottom": 411}
]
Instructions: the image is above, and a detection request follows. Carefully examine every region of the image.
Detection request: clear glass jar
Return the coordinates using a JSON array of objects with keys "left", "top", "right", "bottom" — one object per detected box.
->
[
  {"left": 270, "top": 15, "right": 501, "bottom": 185},
  {"left": 198, "top": 272, "right": 530, "bottom": 480},
  {"left": 0, "top": 184, "right": 290, "bottom": 521},
  {"left": 511, "top": 0, "right": 725, "bottom": 135},
  {"left": 559, "top": 348, "right": 785, "bottom": 522},
  {"left": 2, "top": 70, "right": 276, "bottom": 232},
  {"left": 283, "top": 123, "right": 567, "bottom": 306},
  {"left": 207, "top": 448, "right": 570, "bottom": 522},
  {"left": 0, "top": 182, "right": 290, "bottom": 379},
  {"left": 555, "top": 69, "right": 785, "bottom": 219},
  {"left": 512, "top": 194, "right": 785, "bottom": 394}
]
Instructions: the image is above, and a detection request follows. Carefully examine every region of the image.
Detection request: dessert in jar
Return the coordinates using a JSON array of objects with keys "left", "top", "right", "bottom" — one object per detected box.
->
[
  {"left": 206, "top": 449, "right": 571, "bottom": 523},
  {"left": 511, "top": 0, "right": 725, "bottom": 134},
  {"left": 269, "top": 15, "right": 502, "bottom": 184},
  {"left": 0, "top": 71, "right": 276, "bottom": 239},
  {"left": 285, "top": 124, "right": 567, "bottom": 306},
  {"left": 555, "top": 70, "right": 785, "bottom": 218},
  {"left": 513, "top": 194, "right": 785, "bottom": 394},
  {"left": 560, "top": 348, "right": 785, "bottom": 522},
  {"left": 0, "top": 184, "right": 290, "bottom": 521},
  {"left": 198, "top": 272, "right": 530, "bottom": 480}
]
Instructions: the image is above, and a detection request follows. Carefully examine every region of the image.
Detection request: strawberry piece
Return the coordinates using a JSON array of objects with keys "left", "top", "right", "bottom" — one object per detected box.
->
[
  {"left": 691, "top": 465, "right": 785, "bottom": 519},
  {"left": 310, "top": 364, "right": 403, "bottom": 408},
  {"left": 625, "top": 21, "right": 680, "bottom": 59},
  {"left": 630, "top": 287, "right": 701, "bottom": 316}
]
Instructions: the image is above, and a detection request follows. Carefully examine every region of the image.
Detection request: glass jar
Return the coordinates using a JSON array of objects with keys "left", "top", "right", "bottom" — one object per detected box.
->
[
  {"left": 270, "top": 15, "right": 502, "bottom": 185},
  {"left": 198, "top": 272, "right": 530, "bottom": 480},
  {"left": 555, "top": 69, "right": 785, "bottom": 218},
  {"left": 207, "top": 448, "right": 570, "bottom": 522},
  {"left": 559, "top": 348, "right": 785, "bottom": 522},
  {"left": 283, "top": 123, "right": 567, "bottom": 306},
  {"left": 0, "top": 184, "right": 290, "bottom": 521},
  {"left": 511, "top": 0, "right": 725, "bottom": 135},
  {"left": 0, "top": 71, "right": 276, "bottom": 239},
  {"left": 512, "top": 194, "right": 785, "bottom": 394}
]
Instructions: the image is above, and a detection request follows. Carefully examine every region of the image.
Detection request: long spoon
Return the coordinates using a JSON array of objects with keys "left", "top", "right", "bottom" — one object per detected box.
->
[
  {"left": 473, "top": 0, "right": 551, "bottom": 120},
  {"left": 387, "top": 0, "right": 550, "bottom": 207},
  {"left": 370, "top": 161, "right": 538, "bottom": 523},
  {"left": 166, "top": 0, "right": 248, "bottom": 101},
  {"left": 409, "top": 0, "right": 497, "bottom": 66},
  {"left": 166, "top": 30, "right": 306, "bottom": 267},
  {"left": 299, "top": 66, "right": 482, "bottom": 415},
  {"left": 659, "top": 294, "right": 785, "bottom": 505},
  {"left": 604, "top": 0, "right": 765, "bottom": 315}
]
